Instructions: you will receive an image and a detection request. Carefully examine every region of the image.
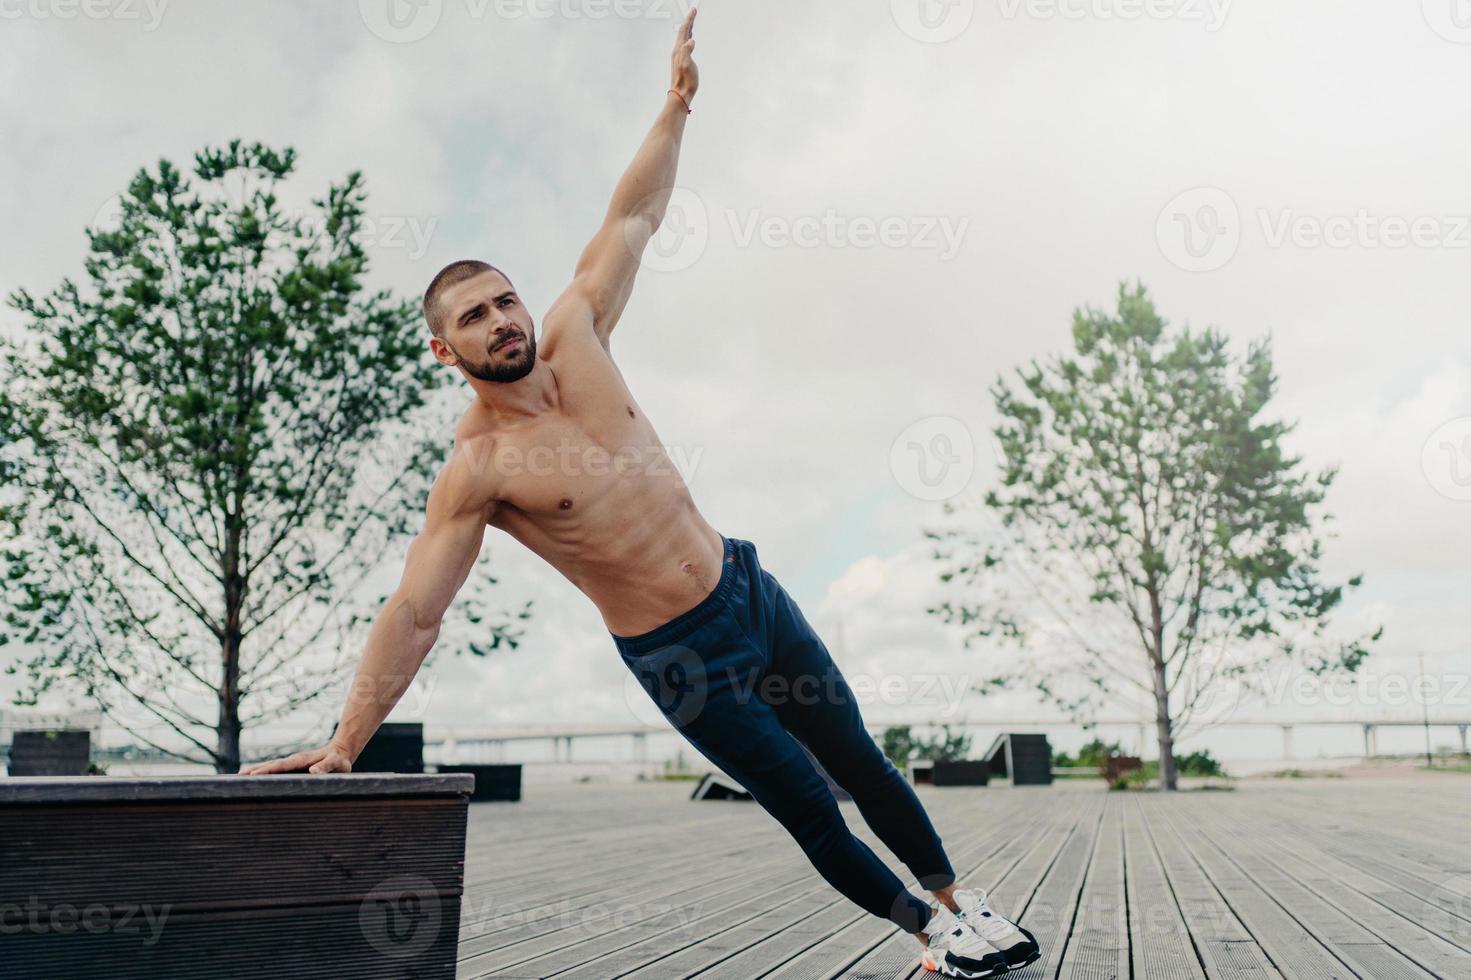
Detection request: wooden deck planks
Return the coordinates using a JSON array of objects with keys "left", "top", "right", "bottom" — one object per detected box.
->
[{"left": 454, "top": 777, "right": 1471, "bottom": 980}]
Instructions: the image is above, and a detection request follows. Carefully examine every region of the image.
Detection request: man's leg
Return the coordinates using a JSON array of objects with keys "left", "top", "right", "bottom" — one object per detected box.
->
[
  {"left": 755, "top": 568, "right": 960, "bottom": 907},
  {"left": 620, "top": 622, "right": 937, "bottom": 935}
]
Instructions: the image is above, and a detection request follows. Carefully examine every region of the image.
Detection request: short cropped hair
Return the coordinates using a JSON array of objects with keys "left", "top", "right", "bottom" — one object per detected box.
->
[{"left": 423, "top": 260, "right": 512, "bottom": 337}]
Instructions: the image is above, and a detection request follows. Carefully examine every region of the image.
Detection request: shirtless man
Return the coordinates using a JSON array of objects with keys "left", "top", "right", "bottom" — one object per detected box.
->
[{"left": 240, "top": 10, "right": 1036, "bottom": 977}]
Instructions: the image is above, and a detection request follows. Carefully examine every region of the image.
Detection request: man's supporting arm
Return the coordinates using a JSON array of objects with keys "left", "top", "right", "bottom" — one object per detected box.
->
[
  {"left": 239, "top": 453, "right": 493, "bottom": 774},
  {"left": 547, "top": 7, "right": 700, "bottom": 348}
]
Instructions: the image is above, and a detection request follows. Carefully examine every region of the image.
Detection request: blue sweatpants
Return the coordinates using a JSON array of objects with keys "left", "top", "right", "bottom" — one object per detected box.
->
[{"left": 611, "top": 534, "right": 955, "bottom": 934}]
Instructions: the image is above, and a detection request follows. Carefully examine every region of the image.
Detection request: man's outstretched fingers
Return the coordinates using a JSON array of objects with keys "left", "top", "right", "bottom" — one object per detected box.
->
[{"left": 240, "top": 751, "right": 308, "bottom": 775}]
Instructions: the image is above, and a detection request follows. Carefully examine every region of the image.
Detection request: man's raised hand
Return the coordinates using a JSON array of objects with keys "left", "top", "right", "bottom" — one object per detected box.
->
[{"left": 671, "top": 6, "right": 699, "bottom": 106}]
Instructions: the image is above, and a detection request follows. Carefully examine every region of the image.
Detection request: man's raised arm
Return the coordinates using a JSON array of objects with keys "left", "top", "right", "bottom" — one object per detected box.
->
[
  {"left": 239, "top": 452, "right": 493, "bottom": 775},
  {"left": 547, "top": 6, "right": 700, "bottom": 348}
]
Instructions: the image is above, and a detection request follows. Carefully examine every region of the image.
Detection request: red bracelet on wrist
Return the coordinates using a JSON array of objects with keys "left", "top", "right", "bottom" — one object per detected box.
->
[{"left": 668, "top": 88, "right": 692, "bottom": 114}]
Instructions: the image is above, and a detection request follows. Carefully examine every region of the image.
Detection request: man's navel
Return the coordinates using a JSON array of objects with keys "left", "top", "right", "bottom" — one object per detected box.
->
[{"left": 680, "top": 558, "right": 711, "bottom": 593}]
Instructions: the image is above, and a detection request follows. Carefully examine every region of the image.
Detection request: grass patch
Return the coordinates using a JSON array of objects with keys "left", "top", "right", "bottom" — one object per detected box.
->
[{"left": 1270, "top": 768, "right": 1344, "bottom": 779}]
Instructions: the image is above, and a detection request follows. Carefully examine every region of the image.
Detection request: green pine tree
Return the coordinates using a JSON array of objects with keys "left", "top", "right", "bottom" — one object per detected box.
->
[
  {"left": 928, "top": 283, "right": 1378, "bottom": 790},
  {"left": 0, "top": 142, "right": 529, "bottom": 773}
]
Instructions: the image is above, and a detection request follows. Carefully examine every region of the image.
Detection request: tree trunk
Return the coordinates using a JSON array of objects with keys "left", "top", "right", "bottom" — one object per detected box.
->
[
  {"left": 1149, "top": 651, "right": 1179, "bottom": 790},
  {"left": 217, "top": 510, "right": 245, "bottom": 774},
  {"left": 218, "top": 631, "right": 242, "bottom": 774}
]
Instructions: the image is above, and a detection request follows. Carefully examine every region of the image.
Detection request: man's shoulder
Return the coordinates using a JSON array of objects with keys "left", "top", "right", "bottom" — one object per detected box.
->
[{"left": 434, "top": 413, "right": 503, "bottom": 516}]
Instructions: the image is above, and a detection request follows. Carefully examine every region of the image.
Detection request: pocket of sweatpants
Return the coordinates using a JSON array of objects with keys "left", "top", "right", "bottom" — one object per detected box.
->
[{"left": 622, "top": 610, "right": 762, "bottom": 730}]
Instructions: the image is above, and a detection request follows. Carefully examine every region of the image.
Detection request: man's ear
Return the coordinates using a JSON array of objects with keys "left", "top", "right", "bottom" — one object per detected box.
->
[{"left": 429, "top": 337, "right": 460, "bottom": 367}]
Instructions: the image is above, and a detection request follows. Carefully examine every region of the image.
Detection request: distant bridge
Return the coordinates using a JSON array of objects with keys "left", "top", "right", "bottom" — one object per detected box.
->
[{"left": 428, "top": 716, "right": 1471, "bottom": 764}]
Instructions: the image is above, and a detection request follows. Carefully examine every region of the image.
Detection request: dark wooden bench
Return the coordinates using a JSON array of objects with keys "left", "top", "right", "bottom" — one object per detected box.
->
[
  {"left": 0, "top": 774, "right": 471, "bottom": 979},
  {"left": 7, "top": 728, "right": 91, "bottom": 776},
  {"left": 433, "top": 763, "right": 522, "bottom": 802},
  {"left": 985, "top": 733, "right": 1055, "bottom": 785},
  {"left": 348, "top": 721, "right": 425, "bottom": 774},
  {"left": 932, "top": 759, "right": 991, "bottom": 786}
]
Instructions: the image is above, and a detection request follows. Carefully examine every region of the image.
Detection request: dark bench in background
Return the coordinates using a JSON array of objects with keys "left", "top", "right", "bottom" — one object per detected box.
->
[
  {"left": 349, "top": 721, "right": 425, "bottom": 774},
  {"left": 348, "top": 722, "right": 523, "bottom": 802},
  {"left": 985, "top": 733, "right": 1054, "bottom": 785},
  {"left": 0, "top": 774, "right": 471, "bottom": 979},
  {"left": 7, "top": 728, "right": 92, "bottom": 776},
  {"left": 932, "top": 759, "right": 991, "bottom": 786},
  {"left": 434, "top": 763, "right": 522, "bottom": 802}
]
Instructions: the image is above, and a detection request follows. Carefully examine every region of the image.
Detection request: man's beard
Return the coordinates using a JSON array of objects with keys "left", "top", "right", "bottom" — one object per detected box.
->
[{"left": 454, "top": 332, "right": 537, "bottom": 383}]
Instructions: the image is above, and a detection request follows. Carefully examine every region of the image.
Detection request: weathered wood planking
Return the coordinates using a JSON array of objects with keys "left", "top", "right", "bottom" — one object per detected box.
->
[{"left": 451, "top": 778, "right": 1468, "bottom": 979}]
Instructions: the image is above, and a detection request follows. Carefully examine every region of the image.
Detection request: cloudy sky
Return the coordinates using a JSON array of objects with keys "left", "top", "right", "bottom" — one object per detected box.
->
[{"left": 3, "top": 0, "right": 1469, "bottom": 762}]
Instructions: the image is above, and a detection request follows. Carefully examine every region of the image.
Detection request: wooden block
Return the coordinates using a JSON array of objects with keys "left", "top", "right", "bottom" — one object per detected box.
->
[
  {"left": 7, "top": 729, "right": 91, "bottom": 776},
  {"left": 690, "top": 773, "right": 752, "bottom": 801},
  {"left": 932, "top": 760, "right": 992, "bottom": 786},
  {"left": 0, "top": 774, "right": 471, "bottom": 979},
  {"left": 348, "top": 722, "right": 425, "bottom": 774},
  {"left": 433, "top": 764, "right": 522, "bottom": 802}
]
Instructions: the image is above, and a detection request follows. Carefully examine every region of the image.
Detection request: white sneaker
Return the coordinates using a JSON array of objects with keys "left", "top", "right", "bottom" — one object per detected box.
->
[
  {"left": 954, "top": 888, "right": 1039, "bottom": 969},
  {"left": 919, "top": 902, "right": 1010, "bottom": 978}
]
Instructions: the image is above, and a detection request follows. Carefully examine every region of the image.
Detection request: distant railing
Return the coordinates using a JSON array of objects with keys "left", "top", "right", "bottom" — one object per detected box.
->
[{"left": 424, "top": 717, "right": 1471, "bottom": 767}]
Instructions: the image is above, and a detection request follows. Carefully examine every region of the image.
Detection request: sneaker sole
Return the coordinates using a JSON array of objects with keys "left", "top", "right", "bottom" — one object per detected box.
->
[
  {"left": 920, "top": 954, "right": 1010, "bottom": 979},
  {"left": 1008, "top": 927, "right": 1041, "bottom": 969}
]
